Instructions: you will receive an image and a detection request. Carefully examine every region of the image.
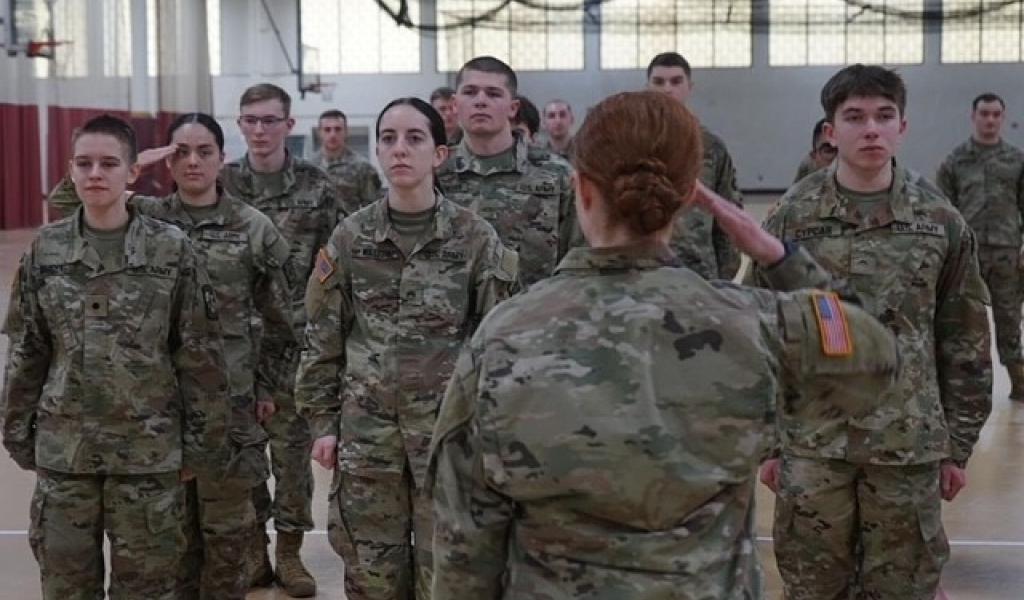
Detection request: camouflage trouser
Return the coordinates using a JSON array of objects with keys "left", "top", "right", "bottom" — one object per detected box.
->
[
  {"left": 178, "top": 475, "right": 256, "bottom": 600},
  {"left": 327, "top": 464, "right": 432, "bottom": 600},
  {"left": 774, "top": 456, "right": 948, "bottom": 600},
  {"left": 977, "top": 244, "right": 1023, "bottom": 365},
  {"left": 29, "top": 469, "right": 184, "bottom": 600},
  {"left": 253, "top": 386, "right": 314, "bottom": 533}
]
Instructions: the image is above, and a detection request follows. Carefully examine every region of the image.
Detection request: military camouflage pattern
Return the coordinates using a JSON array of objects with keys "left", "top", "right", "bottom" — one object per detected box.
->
[
  {"left": 793, "top": 154, "right": 820, "bottom": 184},
  {"left": 296, "top": 196, "right": 519, "bottom": 599},
  {"left": 2, "top": 206, "right": 229, "bottom": 475},
  {"left": 312, "top": 148, "right": 383, "bottom": 216},
  {"left": 437, "top": 134, "right": 580, "bottom": 287},
  {"left": 936, "top": 138, "right": 1024, "bottom": 248},
  {"left": 753, "top": 161, "right": 992, "bottom": 467},
  {"left": 936, "top": 138, "right": 1024, "bottom": 366},
  {"left": 179, "top": 476, "right": 255, "bottom": 600},
  {"left": 669, "top": 127, "right": 744, "bottom": 280},
  {"left": 774, "top": 456, "right": 947, "bottom": 600},
  {"left": 29, "top": 469, "right": 185, "bottom": 600},
  {"left": 540, "top": 136, "right": 574, "bottom": 160},
  {"left": 428, "top": 241, "right": 900, "bottom": 599},
  {"left": 221, "top": 151, "right": 341, "bottom": 535}
]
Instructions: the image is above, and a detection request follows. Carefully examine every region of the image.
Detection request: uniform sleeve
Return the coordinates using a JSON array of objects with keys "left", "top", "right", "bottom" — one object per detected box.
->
[
  {"left": 1, "top": 252, "right": 51, "bottom": 470},
  {"left": 935, "top": 157, "right": 958, "bottom": 205},
  {"left": 773, "top": 290, "right": 901, "bottom": 417},
  {"left": 361, "top": 163, "right": 382, "bottom": 208},
  {"left": 170, "top": 240, "right": 231, "bottom": 474},
  {"left": 471, "top": 235, "right": 521, "bottom": 333},
  {"left": 557, "top": 167, "right": 585, "bottom": 261},
  {"left": 294, "top": 233, "right": 352, "bottom": 440},
  {"left": 428, "top": 338, "right": 513, "bottom": 600},
  {"left": 253, "top": 226, "right": 301, "bottom": 403},
  {"left": 46, "top": 176, "right": 81, "bottom": 219},
  {"left": 934, "top": 222, "right": 992, "bottom": 467},
  {"left": 711, "top": 146, "right": 744, "bottom": 279}
]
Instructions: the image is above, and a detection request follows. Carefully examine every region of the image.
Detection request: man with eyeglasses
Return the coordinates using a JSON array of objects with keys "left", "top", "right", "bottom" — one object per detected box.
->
[
  {"left": 221, "top": 82, "right": 344, "bottom": 598},
  {"left": 794, "top": 118, "right": 838, "bottom": 184}
]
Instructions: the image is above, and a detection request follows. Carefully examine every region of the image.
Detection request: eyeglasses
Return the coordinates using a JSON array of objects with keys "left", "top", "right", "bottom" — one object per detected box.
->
[
  {"left": 238, "top": 115, "right": 288, "bottom": 129},
  {"left": 816, "top": 143, "right": 838, "bottom": 156}
]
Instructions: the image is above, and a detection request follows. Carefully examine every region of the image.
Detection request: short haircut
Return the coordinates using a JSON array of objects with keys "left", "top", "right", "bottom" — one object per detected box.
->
[
  {"left": 513, "top": 95, "right": 540, "bottom": 136},
  {"left": 73, "top": 114, "right": 138, "bottom": 162},
  {"left": 319, "top": 109, "right": 347, "bottom": 124},
  {"left": 544, "top": 99, "right": 573, "bottom": 116},
  {"left": 646, "top": 52, "right": 692, "bottom": 80},
  {"left": 972, "top": 93, "right": 1005, "bottom": 111},
  {"left": 455, "top": 56, "right": 518, "bottom": 96},
  {"left": 239, "top": 83, "right": 292, "bottom": 118},
  {"left": 812, "top": 118, "right": 827, "bottom": 146},
  {"left": 820, "top": 64, "right": 907, "bottom": 122},
  {"left": 430, "top": 86, "right": 455, "bottom": 103}
]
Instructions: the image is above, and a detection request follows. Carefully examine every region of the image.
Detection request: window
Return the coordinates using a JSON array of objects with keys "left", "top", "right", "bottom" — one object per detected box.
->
[
  {"left": 769, "top": 0, "right": 923, "bottom": 66},
  {"left": 34, "top": 0, "right": 89, "bottom": 78},
  {"left": 600, "top": 0, "right": 752, "bottom": 70},
  {"left": 302, "top": 0, "right": 420, "bottom": 74},
  {"left": 437, "top": 0, "right": 584, "bottom": 71},
  {"left": 102, "top": 0, "right": 132, "bottom": 77},
  {"left": 207, "top": 0, "right": 221, "bottom": 75},
  {"left": 943, "top": 0, "right": 1023, "bottom": 63}
]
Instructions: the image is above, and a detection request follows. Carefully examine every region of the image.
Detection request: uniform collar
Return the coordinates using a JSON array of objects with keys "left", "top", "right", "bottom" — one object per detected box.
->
[
  {"left": 369, "top": 192, "right": 456, "bottom": 254},
  {"left": 235, "top": 151, "right": 298, "bottom": 197},
  {"left": 70, "top": 204, "right": 150, "bottom": 270},
  {"left": 554, "top": 241, "right": 682, "bottom": 274},
  {"left": 450, "top": 132, "right": 529, "bottom": 176},
  {"left": 162, "top": 191, "right": 231, "bottom": 228},
  {"left": 816, "top": 158, "right": 915, "bottom": 226}
]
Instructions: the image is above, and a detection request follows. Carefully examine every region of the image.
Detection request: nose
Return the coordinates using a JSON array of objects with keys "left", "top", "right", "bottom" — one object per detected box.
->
[{"left": 88, "top": 162, "right": 104, "bottom": 178}]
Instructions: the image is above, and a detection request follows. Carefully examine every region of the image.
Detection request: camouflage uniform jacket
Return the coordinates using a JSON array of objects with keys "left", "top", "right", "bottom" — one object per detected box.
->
[
  {"left": 220, "top": 152, "right": 344, "bottom": 335},
  {"left": 46, "top": 179, "right": 299, "bottom": 471},
  {"left": 670, "top": 127, "right": 744, "bottom": 280},
  {"left": 936, "top": 138, "right": 1024, "bottom": 248},
  {"left": 296, "top": 196, "right": 519, "bottom": 488},
  {"left": 753, "top": 160, "right": 993, "bottom": 467},
  {"left": 793, "top": 154, "right": 820, "bottom": 184},
  {"left": 2, "top": 207, "right": 229, "bottom": 475},
  {"left": 311, "top": 147, "right": 383, "bottom": 215},
  {"left": 437, "top": 134, "right": 579, "bottom": 288},
  {"left": 540, "top": 135, "right": 574, "bottom": 160},
  {"left": 427, "top": 242, "right": 900, "bottom": 599}
]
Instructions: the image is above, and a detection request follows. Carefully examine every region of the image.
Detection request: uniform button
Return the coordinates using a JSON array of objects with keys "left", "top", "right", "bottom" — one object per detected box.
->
[{"left": 92, "top": 303, "right": 100, "bottom": 310}]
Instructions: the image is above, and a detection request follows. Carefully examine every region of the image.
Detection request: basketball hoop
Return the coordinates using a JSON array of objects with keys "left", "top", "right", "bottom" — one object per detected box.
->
[{"left": 24, "top": 39, "right": 65, "bottom": 59}]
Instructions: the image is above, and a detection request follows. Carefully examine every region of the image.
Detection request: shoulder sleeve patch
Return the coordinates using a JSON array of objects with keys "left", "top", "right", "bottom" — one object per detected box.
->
[
  {"left": 811, "top": 292, "right": 853, "bottom": 357},
  {"left": 315, "top": 247, "right": 336, "bottom": 284}
]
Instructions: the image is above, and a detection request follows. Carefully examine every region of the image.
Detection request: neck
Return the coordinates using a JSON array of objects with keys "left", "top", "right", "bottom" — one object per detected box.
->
[
  {"left": 549, "top": 134, "right": 570, "bottom": 151},
  {"left": 248, "top": 148, "right": 287, "bottom": 173},
  {"left": 836, "top": 160, "right": 894, "bottom": 193},
  {"left": 83, "top": 198, "right": 131, "bottom": 231},
  {"left": 388, "top": 180, "right": 436, "bottom": 213},
  {"left": 466, "top": 129, "right": 516, "bottom": 157},
  {"left": 972, "top": 133, "right": 1000, "bottom": 146},
  {"left": 587, "top": 227, "right": 669, "bottom": 249},
  {"left": 323, "top": 145, "right": 346, "bottom": 160},
  {"left": 179, "top": 185, "right": 219, "bottom": 207}
]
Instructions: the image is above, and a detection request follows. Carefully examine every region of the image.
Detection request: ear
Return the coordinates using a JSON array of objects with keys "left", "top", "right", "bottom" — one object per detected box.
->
[
  {"left": 823, "top": 121, "right": 836, "bottom": 146},
  {"left": 574, "top": 173, "right": 595, "bottom": 213},
  {"left": 127, "top": 162, "right": 142, "bottom": 185},
  {"left": 898, "top": 117, "right": 908, "bottom": 136},
  {"left": 433, "top": 143, "right": 449, "bottom": 169},
  {"left": 285, "top": 117, "right": 296, "bottom": 134},
  {"left": 508, "top": 97, "right": 521, "bottom": 120}
]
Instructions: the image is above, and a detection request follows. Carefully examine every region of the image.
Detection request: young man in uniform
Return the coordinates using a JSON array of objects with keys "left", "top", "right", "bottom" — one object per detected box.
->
[
  {"left": 936, "top": 93, "right": 1024, "bottom": 399},
  {"left": 311, "top": 109, "right": 382, "bottom": 215},
  {"left": 430, "top": 86, "right": 462, "bottom": 146},
  {"left": 793, "top": 118, "right": 837, "bottom": 183},
  {"left": 512, "top": 95, "right": 541, "bottom": 144},
  {"left": 541, "top": 99, "right": 575, "bottom": 159},
  {"left": 754, "top": 64, "right": 993, "bottom": 600},
  {"left": 220, "top": 83, "right": 344, "bottom": 597},
  {"left": 2, "top": 115, "right": 230, "bottom": 600},
  {"left": 438, "top": 55, "right": 579, "bottom": 287},
  {"left": 646, "top": 51, "right": 744, "bottom": 280}
]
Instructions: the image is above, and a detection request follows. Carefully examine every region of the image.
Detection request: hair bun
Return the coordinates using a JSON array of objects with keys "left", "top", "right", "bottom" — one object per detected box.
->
[{"left": 611, "top": 167, "right": 680, "bottom": 234}]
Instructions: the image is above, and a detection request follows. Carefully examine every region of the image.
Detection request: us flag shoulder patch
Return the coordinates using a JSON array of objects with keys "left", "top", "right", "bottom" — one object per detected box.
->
[
  {"left": 811, "top": 292, "right": 853, "bottom": 357},
  {"left": 315, "top": 247, "right": 336, "bottom": 284}
]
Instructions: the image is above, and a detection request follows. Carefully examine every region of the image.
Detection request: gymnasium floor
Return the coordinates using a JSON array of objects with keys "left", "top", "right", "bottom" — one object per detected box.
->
[{"left": 1, "top": 197, "right": 1022, "bottom": 599}]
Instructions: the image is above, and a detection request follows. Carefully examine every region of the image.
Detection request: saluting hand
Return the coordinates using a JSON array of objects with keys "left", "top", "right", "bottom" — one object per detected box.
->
[
  {"left": 136, "top": 144, "right": 178, "bottom": 169},
  {"left": 691, "top": 181, "right": 785, "bottom": 266}
]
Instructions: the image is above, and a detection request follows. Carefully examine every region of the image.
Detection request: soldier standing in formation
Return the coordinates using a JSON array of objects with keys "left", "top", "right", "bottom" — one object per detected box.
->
[
  {"left": 295, "top": 97, "right": 518, "bottom": 600},
  {"left": 793, "top": 118, "right": 837, "bottom": 183},
  {"left": 936, "top": 93, "right": 1024, "bottom": 399},
  {"left": 540, "top": 99, "right": 575, "bottom": 159},
  {"left": 311, "top": 109, "right": 383, "bottom": 215},
  {"left": 429, "top": 86, "right": 462, "bottom": 147},
  {"left": 428, "top": 90, "right": 901, "bottom": 599},
  {"left": 646, "top": 51, "right": 744, "bottom": 280},
  {"left": 46, "top": 113, "right": 299, "bottom": 600},
  {"left": 2, "top": 115, "right": 230, "bottom": 599},
  {"left": 511, "top": 94, "right": 541, "bottom": 144},
  {"left": 437, "top": 56, "right": 581, "bottom": 288},
  {"left": 220, "top": 83, "right": 344, "bottom": 597},
  {"left": 754, "top": 64, "right": 992, "bottom": 600}
]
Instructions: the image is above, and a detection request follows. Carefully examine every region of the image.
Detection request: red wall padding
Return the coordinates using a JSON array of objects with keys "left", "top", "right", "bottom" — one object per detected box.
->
[{"left": 0, "top": 103, "right": 43, "bottom": 229}]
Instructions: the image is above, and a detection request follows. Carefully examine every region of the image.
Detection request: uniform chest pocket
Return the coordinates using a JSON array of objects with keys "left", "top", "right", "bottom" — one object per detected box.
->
[
  {"left": 412, "top": 252, "right": 473, "bottom": 332},
  {"left": 36, "top": 276, "right": 83, "bottom": 352},
  {"left": 110, "top": 275, "right": 175, "bottom": 364}
]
